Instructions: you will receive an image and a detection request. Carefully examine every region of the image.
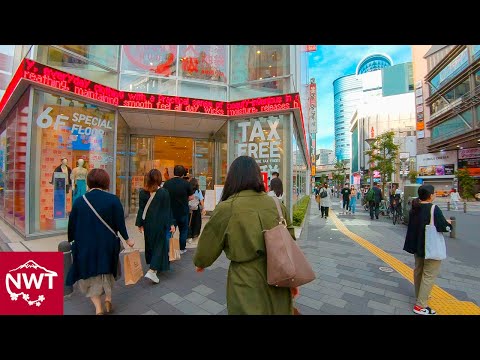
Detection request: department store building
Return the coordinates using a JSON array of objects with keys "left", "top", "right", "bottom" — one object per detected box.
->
[{"left": 0, "top": 45, "right": 312, "bottom": 238}]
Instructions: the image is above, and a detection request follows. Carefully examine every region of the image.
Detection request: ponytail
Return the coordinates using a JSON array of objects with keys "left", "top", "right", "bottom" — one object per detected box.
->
[{"left": 410, "top": 198, "right": 421, "bottom": 216}]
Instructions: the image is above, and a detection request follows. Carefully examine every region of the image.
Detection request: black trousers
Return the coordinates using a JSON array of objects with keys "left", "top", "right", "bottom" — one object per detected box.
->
[
  {"left": 320, "top": 206, "right": 329, "bottom": 218},
  {"left": 369, "top": 201, "right": 379, "bottom": 219}
]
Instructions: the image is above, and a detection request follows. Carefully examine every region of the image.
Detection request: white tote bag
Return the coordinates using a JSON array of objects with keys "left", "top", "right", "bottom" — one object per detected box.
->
[{"left": 424, "top": 204, "right": 447, "bottom": 260}]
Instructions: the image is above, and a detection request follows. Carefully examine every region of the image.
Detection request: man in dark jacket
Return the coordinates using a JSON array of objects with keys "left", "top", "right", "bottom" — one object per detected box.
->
[{"left": 369, "top": 183, "right": 383, "bottom": 220}]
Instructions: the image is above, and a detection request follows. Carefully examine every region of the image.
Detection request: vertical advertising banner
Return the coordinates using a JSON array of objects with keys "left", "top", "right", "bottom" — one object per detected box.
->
[
  {"left": 230, "top": 115, "right": 285, "bottom": 180},
  {"left": 415, "top": 80, "right": 425, "bottom": 139},
  {"left": 309, "top": 79, "right": 317, "bottom": 134}
]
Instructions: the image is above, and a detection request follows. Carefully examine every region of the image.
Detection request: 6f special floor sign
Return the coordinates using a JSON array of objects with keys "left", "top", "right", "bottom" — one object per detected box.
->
[{"left": 0, "top": 252, "right": 64, "bottom": 315}]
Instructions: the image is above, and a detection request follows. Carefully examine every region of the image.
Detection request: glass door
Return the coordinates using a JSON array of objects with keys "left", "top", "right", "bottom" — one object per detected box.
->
[
  {"left": 193, "top": 140, "right": 214, "bottom": 190},
  {"left": 129, "top": 136, "right": 154, "bottom": 214}
]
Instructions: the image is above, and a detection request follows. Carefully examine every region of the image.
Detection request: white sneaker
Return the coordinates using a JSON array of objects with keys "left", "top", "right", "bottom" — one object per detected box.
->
[
  {"left": 144, "top": 271, "right": 159, "bottom": 284},
  {"left": 180, "top": 249, "right": 187, "bottom": 254}
]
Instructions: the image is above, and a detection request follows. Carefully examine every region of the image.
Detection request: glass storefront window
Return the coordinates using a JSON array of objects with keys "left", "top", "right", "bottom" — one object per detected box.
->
[
  {"left": 431, "top": 109, "right": 473, "bottom": 143},
  {"left": 36, "top": 45, "right": 119, "bottom": 88},
  {"left": 119, "top": 74, "right": 176, "bottom": 95},
  {"left": 214, "top": 122, "right": 228, "bottom": 186},
  {"left": 121, "top": 45, "right": 177, "bottom": 77},
  {"left": 178, "top": 80, "right": 227, "bottom": 101},
  {"left": 475, "top": 70, "right": 480, "bottom": 88},
  {"left": 0, "top": 90, "right": 29, "bottom": 232},
  {"left": 230, "top": 45, "right": 290, "bottom": 83},
  {"left": 430, "top": 78, "right": 470, "bottom": 115},
  {"left": 429, "top": 48, "right": 469, "bottom": 94},
  {"left": 0, "top": 45, "right": 15, "bottom": 100},
  {"left": 29, "top": 90, "right": 115, "bottom": 234},
  {"left": 476, "top": 105, "right": 480, "bottom": 127},
  {"left": 116, "top": 114, "right": 129, "bottom": 216},
  {"left": 179, "top": 45, "right": 227, "bottom": 83},
  {"left": 229, "top": 78, "right": 291, "bottom": 101}
]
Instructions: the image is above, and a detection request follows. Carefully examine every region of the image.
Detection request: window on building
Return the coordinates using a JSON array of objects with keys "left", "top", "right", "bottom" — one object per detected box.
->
[{"left": 178, "top": 45, "right": 227, "bottom": 83}]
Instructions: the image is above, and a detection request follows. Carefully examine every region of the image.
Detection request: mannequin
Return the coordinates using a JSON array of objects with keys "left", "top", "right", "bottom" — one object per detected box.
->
[
  {"left": 51, "top": 158, "right": 72, "bottom": 193},
  {"left": 71, "top": 159, "right": 88, "bottom": 203}
]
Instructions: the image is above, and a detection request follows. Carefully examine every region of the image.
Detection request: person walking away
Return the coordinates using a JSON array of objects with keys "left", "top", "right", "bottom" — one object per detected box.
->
[
  {"left": 449, "top": 189, "right": 461, "bottom": 210},
  {"left": 368, "top": 183, "right": 383, "bottom": 220},
  {"left": 136, "top": 169, "right": 175, "bottom": 284},
  {"left": 66, "top": 168, "right": 133, "bottom": 315},
  {"left": 187, "top": 177, "right": 206, "bottom": 247},
  {"left": 349, "top": 185, "right": 357, "bottom": 215},
  {"left": 319, "top": 183, "right": 332, "bottom": 219},
  {"left": 403, "top": 184, "right": 451, "bottom": 315},
  {"left": 163, "top": 165, "right": 194, "bottom": 254},
  {"left": 268, "top": 177, "right": 284, "bottom": 201},
  {"left": 341, "top": 183, "right": 351, "bottom": 214},
  {"left": 193, "top": 156, "right": 298, "bottom": 315}
]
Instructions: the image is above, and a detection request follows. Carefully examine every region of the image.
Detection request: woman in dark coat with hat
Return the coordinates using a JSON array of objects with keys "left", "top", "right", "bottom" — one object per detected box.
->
[{"left": 66, "top": 168, "right": 133, "bottom": 315}]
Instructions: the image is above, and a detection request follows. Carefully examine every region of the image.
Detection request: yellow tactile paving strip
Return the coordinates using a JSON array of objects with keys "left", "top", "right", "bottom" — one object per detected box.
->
[{"left": 329, "top": 211, "right": 480, "bottom": 315}]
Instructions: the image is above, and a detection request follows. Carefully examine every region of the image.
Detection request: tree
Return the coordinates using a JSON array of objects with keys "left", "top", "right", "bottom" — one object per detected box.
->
[
  {"left": 408, "top": 169, "right": 418, "bottom": 184},
  {"left": 318, "top": 174, "right": 327, "bottom": 185},
  {"left": 455, "top": 167, "right": 475, "bottom": 201},
  {"left": 333, "top": 161, "right": 346, "bottom": 190},
  {"left": 365, "top": 131, "right": 399, "bottom": 197}
]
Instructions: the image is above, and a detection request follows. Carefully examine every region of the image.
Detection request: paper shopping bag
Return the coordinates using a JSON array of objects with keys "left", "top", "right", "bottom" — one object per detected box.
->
[
  {"left": 169, "top": 231, "right": 181, "bottom": 261},
  {"left": 124, "top": 250, "right": 143, "bottom": 285}
]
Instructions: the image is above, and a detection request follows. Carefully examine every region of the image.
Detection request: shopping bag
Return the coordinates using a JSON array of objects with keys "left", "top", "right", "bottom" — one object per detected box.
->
[
  {"left": 424, "top": 205, "right": 447, "bottom": 260},
  {"left": 124, "top": 250, "right": 144, "bottom": 285},
  {"left": 169, "top": 230, "right": 181, "bottom": 261}
]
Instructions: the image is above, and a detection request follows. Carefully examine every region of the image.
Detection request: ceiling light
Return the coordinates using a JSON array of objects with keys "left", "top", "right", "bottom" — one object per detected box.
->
[{"left": 256, "top": 50, "right": 261, "bottom": 54}]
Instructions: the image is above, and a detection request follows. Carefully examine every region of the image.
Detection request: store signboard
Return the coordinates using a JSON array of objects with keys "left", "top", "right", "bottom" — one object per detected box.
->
[
  {"left": 306, "top": 45, "right": 317, "bottom": 52},
  {"left": 417, "top": 150, "right": 457, "bottom": 177},
  {"left": 458, "top": 147, "right": 480, "bottom": 160},
  {"left": 415, "top": 80, "right": 425, "bottom": 139},
  {"left": 458, "top": 147, "right": 480, "bottom": 176}
]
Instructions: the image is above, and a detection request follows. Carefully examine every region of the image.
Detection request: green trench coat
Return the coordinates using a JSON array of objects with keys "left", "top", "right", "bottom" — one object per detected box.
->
[{"left": 193, "top": 190, "right": 296, "bottom": 315}]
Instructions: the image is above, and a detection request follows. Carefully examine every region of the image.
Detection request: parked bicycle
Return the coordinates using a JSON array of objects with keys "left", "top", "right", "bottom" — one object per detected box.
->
[{"left": 391, "top": 198, "right": 404, "bottom": 225}]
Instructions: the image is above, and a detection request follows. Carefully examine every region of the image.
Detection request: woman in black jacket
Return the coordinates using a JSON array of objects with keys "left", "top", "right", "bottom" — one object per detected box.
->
[
  {"left": 403, "top": 184, "right": 451, "bottom": 315},
  {"left": 136, "top": 169, "right": 175, "bottom": 284}
]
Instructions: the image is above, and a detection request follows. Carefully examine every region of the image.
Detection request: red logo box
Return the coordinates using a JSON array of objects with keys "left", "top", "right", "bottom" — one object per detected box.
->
[{"left": 0, "top": 252, "right": 64, "bottom": 315}]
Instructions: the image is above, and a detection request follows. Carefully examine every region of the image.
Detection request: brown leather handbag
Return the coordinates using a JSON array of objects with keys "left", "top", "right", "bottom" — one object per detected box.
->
[{"left": 263, "top": 196, "right": 316, "bottom": 288}]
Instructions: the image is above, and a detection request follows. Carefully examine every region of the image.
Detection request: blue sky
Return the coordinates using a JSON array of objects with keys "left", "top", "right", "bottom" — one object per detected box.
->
[{"left": 308, "top": 45, "right": 413, "bottom": 152}]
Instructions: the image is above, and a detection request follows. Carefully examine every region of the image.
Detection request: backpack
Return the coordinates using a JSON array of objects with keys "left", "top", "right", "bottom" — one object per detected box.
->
[
  {"left": 320, "top": 189, "right": 328, "bottom": 198},
  {"left": 365, "top": 188, "right": 375, "bottom": 202},
  {"left": 189, "top": 195, "right": 200, "bottom": 211}
]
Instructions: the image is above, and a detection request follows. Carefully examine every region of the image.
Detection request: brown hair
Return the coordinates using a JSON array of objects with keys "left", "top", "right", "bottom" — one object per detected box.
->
[
  {"left": 87, "top": 168, "right": 110, "bottom": 190},
  {"left": 144, "top": 169, "right": 162, "bottom": 192}
]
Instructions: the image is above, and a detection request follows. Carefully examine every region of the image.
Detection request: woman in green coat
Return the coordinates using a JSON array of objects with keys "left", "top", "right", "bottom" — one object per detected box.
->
[
  {"left": 193, "top": 156, "right": 297, "bottom": 315},
  {"left": 136, "top": 169, "right": 175, "bottom": 284}
]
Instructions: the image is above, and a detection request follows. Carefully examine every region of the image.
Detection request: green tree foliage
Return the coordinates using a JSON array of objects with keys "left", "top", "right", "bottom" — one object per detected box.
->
[
  {"left": 365, "top": 131, "right": 399, "bottom": 196},
  {"left": 455, "top": 167, "right": 475, "bottom": 200},
  {"left": 332, "top": 161, "right": 346, "bottom": 189},
  {"left": 408, "top": 169, "right": 418, "bottom": 184}
]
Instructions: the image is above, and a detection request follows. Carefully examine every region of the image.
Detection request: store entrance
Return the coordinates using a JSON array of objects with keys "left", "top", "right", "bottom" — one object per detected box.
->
[{"left": 129, "top": 135, "right": 216, "bottom": 214}]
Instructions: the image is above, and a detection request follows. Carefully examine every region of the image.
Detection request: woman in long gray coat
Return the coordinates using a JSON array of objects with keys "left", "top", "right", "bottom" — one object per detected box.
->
[{"left": 319, "top": 183, "right": 332, "bottom": 219}]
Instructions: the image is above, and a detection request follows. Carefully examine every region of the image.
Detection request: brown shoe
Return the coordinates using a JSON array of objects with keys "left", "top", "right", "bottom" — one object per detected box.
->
[
  {"left": 96, "top": 312, "right": 104, "bottom": 315},
  {"left": 105, "top": 301, "right": 113, "bottom": 314}
]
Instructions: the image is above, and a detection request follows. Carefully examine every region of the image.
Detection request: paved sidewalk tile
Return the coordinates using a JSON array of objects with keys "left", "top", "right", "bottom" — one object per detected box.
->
[
  {"left": 184, "top": 292, "right": 209, "bottom": 305},
  {"left": 198, "top": 299, "right": 226, "bottom": 314},
  {"left": 161, "top": 292, "right": 184, "bottom": 306},
  {"left": 192, "top": 284, "right": 215, "bottom": 296}
]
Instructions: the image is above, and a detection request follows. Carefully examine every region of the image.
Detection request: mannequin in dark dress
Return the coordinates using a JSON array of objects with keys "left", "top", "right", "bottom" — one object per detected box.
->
[{"left": 51, "top": 158, "right": 72, "bottom": 193}]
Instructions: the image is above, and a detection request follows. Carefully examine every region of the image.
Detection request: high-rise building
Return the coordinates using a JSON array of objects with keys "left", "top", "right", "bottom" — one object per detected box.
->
[
  {"left": 414, "top": 45, "right": 480, "bottom": 195},
  {"left": 0, "top": 45, "right": 312, "bottom": 238},
  {"left": 316, "top": 148, "right": 334, "bottom": 165},
  {"left": 333, "top": 54, "right": 393, "bottom": 162}
]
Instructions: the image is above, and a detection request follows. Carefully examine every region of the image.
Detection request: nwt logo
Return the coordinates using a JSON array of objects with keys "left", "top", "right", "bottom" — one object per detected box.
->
[
  {"left": 6, "top": 260, "right": 58, "bottom": 307},
  {"left": 0, "top": 253, "right": 63, "bottom": 315}
]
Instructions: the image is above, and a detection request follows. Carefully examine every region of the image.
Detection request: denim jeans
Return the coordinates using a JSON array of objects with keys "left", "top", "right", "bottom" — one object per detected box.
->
[
  {"left": 173, "top": 214, "right": 189, "bottom": 250},
  {"left": 349, "top": 197, "right": 357, "bottom": 214}
]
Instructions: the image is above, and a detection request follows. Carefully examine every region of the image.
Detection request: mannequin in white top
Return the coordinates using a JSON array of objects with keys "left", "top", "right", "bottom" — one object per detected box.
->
[{"left": 71, "top": 159, "right": 88, "bottom": 202}]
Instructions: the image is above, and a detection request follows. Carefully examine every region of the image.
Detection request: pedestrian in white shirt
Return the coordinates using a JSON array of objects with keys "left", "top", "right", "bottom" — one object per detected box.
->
[{"left": 450, "top": 189, "right": 461, "bottom": 210}]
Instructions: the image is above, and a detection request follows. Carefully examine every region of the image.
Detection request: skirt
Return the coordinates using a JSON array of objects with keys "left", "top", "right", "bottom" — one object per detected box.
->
[{"left": 77, "top": 274, "right": 115, "bottom": 298}]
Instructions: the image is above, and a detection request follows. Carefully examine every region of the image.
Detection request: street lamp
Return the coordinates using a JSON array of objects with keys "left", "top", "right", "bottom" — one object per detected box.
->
[
  {"left": 365, "top": 138, "right": 376, "bottom": 187},
  {"left": 399, "top": 152, "right": 410, "bottom": 189}
]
